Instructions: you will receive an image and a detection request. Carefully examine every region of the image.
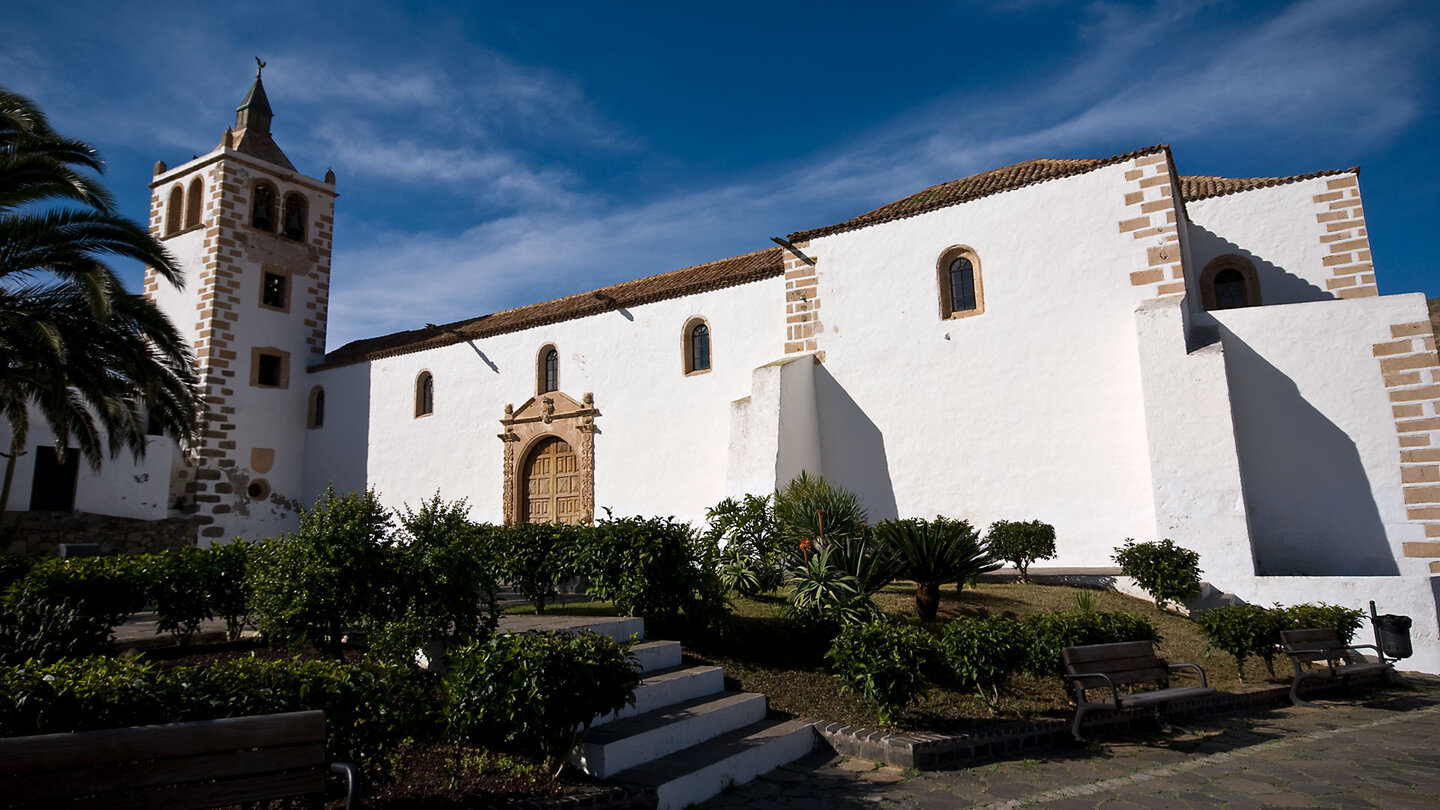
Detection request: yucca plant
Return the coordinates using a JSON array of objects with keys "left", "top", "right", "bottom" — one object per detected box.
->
[
  {"left": 787, "top": 547, "right": 878, "bottom": 629},
  {"left": 774, "top": 472, "right": 869, "bottom": 561},
  {"left": 876, "top": 516, "right": 1000, "bottom": 621}
]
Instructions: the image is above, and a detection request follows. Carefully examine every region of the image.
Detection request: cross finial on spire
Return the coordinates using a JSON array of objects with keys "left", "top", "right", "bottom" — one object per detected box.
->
[{"left": 255, "top": 57, "right": 266, "bottom": 78}]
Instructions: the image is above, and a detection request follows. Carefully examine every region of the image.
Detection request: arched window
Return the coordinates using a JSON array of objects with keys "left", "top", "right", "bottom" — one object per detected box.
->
[
  {"left": 251, "top": 183, "right": 277, "bottom": 232},
  {"left": 185, "top": 177, "right": 203, "bottom": 229},
  {"left": 307, "top": 386, "right": 325, "bottom": 428},
  {"left": 683, "top": 317, "right": 712, "bottom": 375},
  {"left": 937, "top": 246, "right": 985, "bottom": 319},
  {"left": 415, "top": 371, "right": 434, "bottom": 417},
  {"left": 282, "top": 193, "right": 307, "bottom": 241},
  {"left": 1199, "top": 255, "right": 1261, "bottom": 311},
  {"left": 537, "top": 345, "right": 559, "bottom": 394},
  {"left": 165, "top": 185, "right": 183, "bottom": 236}
]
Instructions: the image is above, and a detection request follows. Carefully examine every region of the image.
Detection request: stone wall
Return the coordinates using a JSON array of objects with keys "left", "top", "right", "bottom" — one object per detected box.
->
[{"left": 3, "top": 512, "right": 199, "bottom": 556}]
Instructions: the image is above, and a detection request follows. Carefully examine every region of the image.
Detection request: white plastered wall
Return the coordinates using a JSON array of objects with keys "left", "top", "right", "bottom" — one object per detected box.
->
[
  {"left": 307, "top": 275, "right": 787, "bottom": 527},
  {"left": 1, "top": 409, "right": 174, "bottom": 519},
  {"left": 796, "top": 161, "right": 1159, "bottom": 562}
]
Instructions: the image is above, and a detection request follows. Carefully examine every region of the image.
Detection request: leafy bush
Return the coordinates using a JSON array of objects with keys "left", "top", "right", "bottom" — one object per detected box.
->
[
  {"left": 20, "top": 554, "right": 153, "bottom": 627},
  {"left": 787, "top": 547, "right": 879, "bottom": 630},
  {"left": 985, "top": 519, "right": 1057, "bottom": 583},
  {"left": 705, "top": 493, "right": 785, "bottom": 594},
  {"left": 149, "top": 547, "right": 213, "bottom": 643},
  {"left": 204, "top": 541, "right": 252, "bottom": 641},
  {"left": 0, "top": 590, "right": 118, "bottom": 665},
  {"left": 1196, "top": 603, "right": 1285, "bottom": 680},
  {"left": 0, "top": 554, "right": 38, "bottom": 591},
  {"left": 581, "top": 514, "right": 725, "bottom": 632},
  {"left": 370, "top": 496, "right": 499, "bottom": 663},
  {"left": 493, "top": 522, "right": 582, "bottom": 615},
  {"left": 940, "top": 616, "right": 1025, "bottom": 711},
  {"left": 826, "top": 619, "right": 938, "bottom": 725},
  {"left": 249, "top": 486, "right": 394, "bottom": 648},
  {"left": 1283, "top": 603, "right": 1365, "bottom": 644},
  {"left": 1020, "top": 610, "right": 1160, "bottom": 677},
  {"left": 0, "top": 656, "right": 427, "bottom": 774},
  {"left": 876, "top": 516, "right": 999, "bottom": 621},
  {"left": 1112, "top": 538, "right": 1202, "bottom": 611},
  {"left": 444, "top": 631, "right": 638, "bottom": 774}
]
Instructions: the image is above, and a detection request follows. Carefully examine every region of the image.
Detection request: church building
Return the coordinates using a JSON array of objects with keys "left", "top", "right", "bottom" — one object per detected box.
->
[{"left": 10, "top": 73, "right": 1440, "bottom": 672}]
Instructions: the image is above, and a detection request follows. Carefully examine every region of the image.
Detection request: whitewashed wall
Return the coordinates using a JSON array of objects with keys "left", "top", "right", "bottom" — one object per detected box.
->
[
  {"left": 1, "top": 410, "right": 173, "bottom": 519},
  {"left": 307, "top": 274, "right": 787, "bottom": 528},
  {"left": 799, "top": 160, "right": 1160, "bottom": 563},
  {"left": 1185, "top": 176, "right": 1343, "bottom": 306}
]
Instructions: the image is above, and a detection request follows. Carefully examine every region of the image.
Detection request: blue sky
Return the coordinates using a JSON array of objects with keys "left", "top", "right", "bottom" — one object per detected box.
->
[{"left": 8, "top": 0, "right": 1438, "bottom": 349}]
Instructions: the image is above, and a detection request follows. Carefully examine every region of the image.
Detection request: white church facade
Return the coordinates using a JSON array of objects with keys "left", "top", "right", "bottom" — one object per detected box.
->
[{"left": 10, "top": 75, "right": 1440, "bottom": 671}]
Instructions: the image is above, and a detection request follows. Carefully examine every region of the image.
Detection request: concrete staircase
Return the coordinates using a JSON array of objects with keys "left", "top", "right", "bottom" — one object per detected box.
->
[{"left": 499, "top": 616, "right": 816, "bottom": 810}]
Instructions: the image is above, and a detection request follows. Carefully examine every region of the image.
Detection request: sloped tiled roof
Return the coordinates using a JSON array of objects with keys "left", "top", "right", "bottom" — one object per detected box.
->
[
  {"left": 228, "top": 128, "right": 295, "bottom": 172},
  {"left": 1180, "top": 168, "right": 1357, "bottom": 201},
  {"left": 316, "top": 246, "right": 785, "bottom": 369},
  {"left": 786, "top": 146, "right": 1167, "bottom": 242}
]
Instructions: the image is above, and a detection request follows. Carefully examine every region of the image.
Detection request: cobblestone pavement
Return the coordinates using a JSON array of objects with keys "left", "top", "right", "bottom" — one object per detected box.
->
[{"left": 710, "top": 678, "right": 1440, "bottom": 809}]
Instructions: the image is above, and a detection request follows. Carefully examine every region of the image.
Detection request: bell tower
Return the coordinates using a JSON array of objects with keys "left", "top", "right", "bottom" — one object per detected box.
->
[{"left": 145, "top": 61, "right": 338, "bottom": 544}]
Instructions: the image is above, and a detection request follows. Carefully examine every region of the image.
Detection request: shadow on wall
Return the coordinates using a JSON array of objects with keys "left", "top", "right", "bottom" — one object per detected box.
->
[
  {"left": 1187, "top": 224, "right": 1329, "bottom": 306},
  {"left": 1222, "top": 329, "right": 1397, "bottom": 576},
  {"left": 812, "top": 363, "right": 898, "bottom": 521},
  {"left": 304, "top": 363, "right": 371, "bottom": 501}
]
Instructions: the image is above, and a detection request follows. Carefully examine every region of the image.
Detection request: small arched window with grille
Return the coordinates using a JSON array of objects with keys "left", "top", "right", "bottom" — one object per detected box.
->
[
  {"left": 937, "top": 246, "right": 985, "bottom": 320},
  {"left": 165, "top": 185, "right": 184, "bottom": 236},
  {"left": 683, "top": 317, "right": 712, "bottom": 375},
  {"left": 537, "top": 345, "right": 559, "bottom": 394},
  {"left": 251, "top": 183, "right": 277, "bottom": 232},
  {"left": 415, "top": 371, "right": 435, "bottom": 417},
  {"left": 185, "top": 178, "right": 203, "bottom": 229},
  {"left": 1199, "top": 255, "right": 1261, "bottom": 312},
  {"left": 283, "top": 193, "right": 307, "bottom": 241}
]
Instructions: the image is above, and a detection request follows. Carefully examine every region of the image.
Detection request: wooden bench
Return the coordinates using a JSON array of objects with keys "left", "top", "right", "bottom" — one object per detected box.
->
[
  {"left": 0, "top": 710, "right": 359, "bottom": 809},
  {"left": 1062, "top": 640, "right": 1216, "bottom": 742},
  {"left": 1281, "top": 628, "right": 1393, "bottom": 708}
]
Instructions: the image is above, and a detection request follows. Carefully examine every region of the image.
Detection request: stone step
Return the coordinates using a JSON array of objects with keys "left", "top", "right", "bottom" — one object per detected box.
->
[
  {"left": 572, "top": 691, "right": 767, "bottom": 778},
  {"left": 498, "top": 615, "right": 645, "bottom": 645},
  {"left": 615, "top": 718, "right": 818, "bottom": 810},
  {"left": 593, "top": 665, "right": 725, "bottom": 727},
  {"left": 629, "top": 639, "right": 682, "bottom": 673}
]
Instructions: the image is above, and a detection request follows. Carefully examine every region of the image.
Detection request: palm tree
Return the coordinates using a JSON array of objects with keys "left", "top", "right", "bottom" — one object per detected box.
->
[{"left": 0, "top": 84, "right": 200, "bottom": 516}]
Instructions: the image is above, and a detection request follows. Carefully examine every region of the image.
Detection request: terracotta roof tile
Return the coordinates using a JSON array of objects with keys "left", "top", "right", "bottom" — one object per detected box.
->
[
  {"left": 787, "top": 146, "right": 1167, "bottom": 242},
  {"left": 1179, "top": 168, "right": 1357, "bottom": 201},
  {"left": 316, "top": 246, "right": 784, "bottom": 370}
]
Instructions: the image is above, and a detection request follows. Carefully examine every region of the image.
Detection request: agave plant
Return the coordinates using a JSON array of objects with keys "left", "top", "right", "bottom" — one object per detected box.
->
[
  {"left": 876, "top": 516, "right": 1000, "bottom": 621},
  {"left": 787, "top": 547, "right": 879, "bottom": 628},
  {"left": 774, "top": 472, "right": 869, "bottom": 561}
]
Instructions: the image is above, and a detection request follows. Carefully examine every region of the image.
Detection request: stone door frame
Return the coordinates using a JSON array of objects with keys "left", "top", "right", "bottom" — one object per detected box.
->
[{"left": 499, "top": 391, "right": 598, "bottom": 526}]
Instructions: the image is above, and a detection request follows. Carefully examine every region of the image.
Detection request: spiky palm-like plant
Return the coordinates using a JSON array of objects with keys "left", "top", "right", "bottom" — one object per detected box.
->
[
  {"left": 0, "top": 85, "right": 200, "bottom": 516},
  {"left": 877, "top": 516, "right": 1001, "bottom": 621}
]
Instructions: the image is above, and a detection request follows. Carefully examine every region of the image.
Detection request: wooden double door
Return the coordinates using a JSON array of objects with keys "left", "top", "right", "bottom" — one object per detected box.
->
[{"left": 521, "top": 436, "right": 582, "bottom": 524}]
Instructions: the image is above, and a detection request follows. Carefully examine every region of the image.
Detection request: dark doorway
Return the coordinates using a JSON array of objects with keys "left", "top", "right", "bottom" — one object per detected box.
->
[{"left": 29, "top": 446, "right": 79, "bottom": 511}]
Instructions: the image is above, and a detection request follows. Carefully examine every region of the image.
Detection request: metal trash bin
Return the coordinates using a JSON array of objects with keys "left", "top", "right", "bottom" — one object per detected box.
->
[{"left": 1373, "top": 613, "right": 1413, "bottom": 660}]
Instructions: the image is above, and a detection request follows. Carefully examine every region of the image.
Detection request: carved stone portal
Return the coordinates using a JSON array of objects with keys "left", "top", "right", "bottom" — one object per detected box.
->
[{"left": 499, "top": 391, "right": 598, "bottom": 526}]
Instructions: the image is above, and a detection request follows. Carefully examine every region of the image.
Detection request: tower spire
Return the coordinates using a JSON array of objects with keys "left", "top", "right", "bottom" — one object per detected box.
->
[{"left": 224, "top": 59, "right": 294, "bottom": 171}]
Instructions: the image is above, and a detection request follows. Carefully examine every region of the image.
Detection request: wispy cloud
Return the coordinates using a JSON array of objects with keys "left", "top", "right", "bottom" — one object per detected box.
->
[{"left": 326, "top": 0, "right": 1431, "bottom": 347}]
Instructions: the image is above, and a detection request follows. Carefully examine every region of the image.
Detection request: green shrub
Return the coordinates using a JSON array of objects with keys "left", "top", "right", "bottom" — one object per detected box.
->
[
  {"left": 204, "top": 541, "right": 252, "bottom": 641},
  {"left": 493, "top": 522, "right": 582, "bottom": 615},
  {"left": 787, "top": 547, "right": 879, "bottom": 630},
  {"left": 1112, "top": 538, "right": 1202, "bottom": 611},
  {"left": 0, "top": 590, "right": 119, "bottom": 666},
  {"left": 149, "top": 547, "right": 213, "bottom": 643},
  {"left": 940, "top": 616, "right": 1024, "bottom": 711},
  {"left": 0, "top": 554, "right": 39, "bottom": 591},
  {"left": 774, "top": 472, "right": 869, "bottom": 560},
  {"left": 1195, "top": 603, "right": 1285, "bottom": 680},
  {"left": 443, "top": 631, "right": 639, "bottom": 774},
  {"left": 581, "top": 514, "right": 725, "bottom": 632},
  {"left": 0, "top": 656, "right": 427, "bottom": 775},
  {"left": 985, "top": 519, "right": 1057, "bottom": 583},
  {"left": 705, "top": 493, "right": 785, "bottom": 594},
  {"left": 876, "top": 516, "right": 999, "bottom": 621},
  {"left": 370, "top": 496, "right": 499, "bottom": 663},
  {"left": 248, "top": 486, "right": 394, "bottom": 649},
  {"left": 20, "top": 554, "right": 153, "bottom": 627},
  {"left": 826, "top": 619, "right": 938, "bottom": 725},
  {"left": 1283, "top": 603, "right": 1365, "bottom": 644},
  {"left": 1020, "top": 610, "right": 1161, "bottom": 677}
]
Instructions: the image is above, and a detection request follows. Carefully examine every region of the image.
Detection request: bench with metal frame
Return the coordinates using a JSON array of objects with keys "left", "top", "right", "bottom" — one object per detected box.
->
[
  {"left": 1062, "top": 640, "right": 1216, "bottom": 742},
  {"left": 0, "top": 709, "right": 359, "bottom": 809},
  {"left": 1280, "top": 627, "right": 1394, "bottom": 708}
]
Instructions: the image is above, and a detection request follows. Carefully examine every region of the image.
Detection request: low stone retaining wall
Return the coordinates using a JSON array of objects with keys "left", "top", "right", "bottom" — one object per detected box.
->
[
  {"left": 817, "top": 671, "right": 1391, "bottom": 770},
  {"left": 2, "top": 511, "right": 198, "bottom": 556}
]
